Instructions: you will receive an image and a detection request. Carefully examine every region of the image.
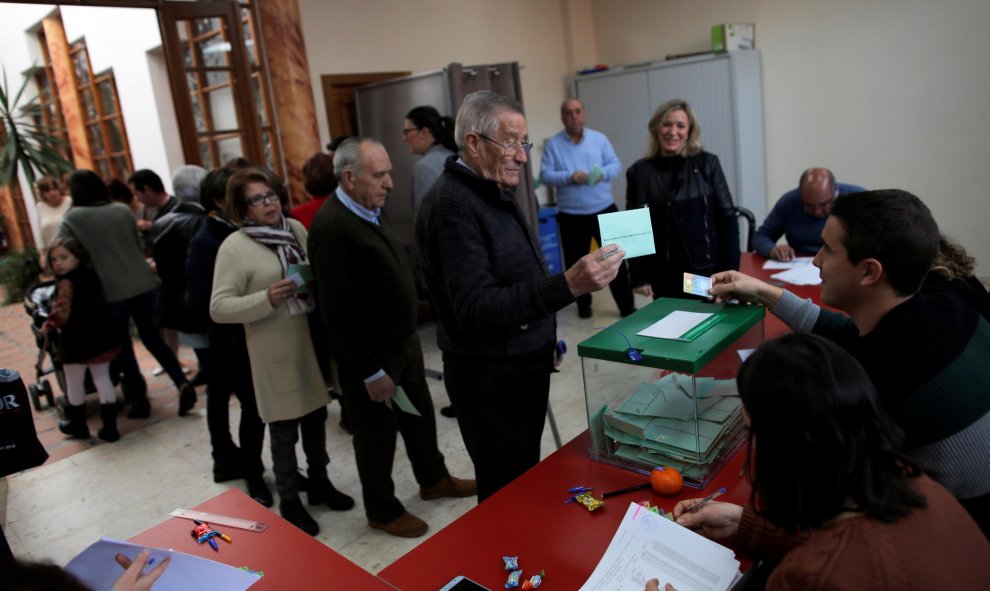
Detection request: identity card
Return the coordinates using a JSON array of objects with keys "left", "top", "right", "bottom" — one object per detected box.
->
[{"left": 683, "top": 272, "right": 712, "bottom": 298}]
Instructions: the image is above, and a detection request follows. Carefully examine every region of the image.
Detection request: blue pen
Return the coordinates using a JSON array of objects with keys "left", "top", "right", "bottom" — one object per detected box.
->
[
  {"left": 568, "top": 485, "right": 592, "bottom": 493},
  {"left": 207, "top": 537, "right": 219, "bottom": 552}
]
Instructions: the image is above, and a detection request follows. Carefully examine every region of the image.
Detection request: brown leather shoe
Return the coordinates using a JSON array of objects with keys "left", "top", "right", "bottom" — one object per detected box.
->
[
  {"left": 419, "top": 475, "right": 477, "bottom": 501},
  {"left": 368, "top": 511, "right": 428, "bottom": 538}
]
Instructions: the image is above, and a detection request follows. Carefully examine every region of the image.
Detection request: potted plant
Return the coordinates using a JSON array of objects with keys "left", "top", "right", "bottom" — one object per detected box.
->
[{"left": 0, "top": 65, "right": 72, "bottom": 303}]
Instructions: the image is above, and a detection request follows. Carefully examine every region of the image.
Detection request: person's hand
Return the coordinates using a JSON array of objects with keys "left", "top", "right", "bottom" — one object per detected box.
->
[
  {"left": 672, "top": 500, "right": 743, "bottom": 540},
  {"left": 709, "top": 270, "right": 783, "bottom": 307},
  {"left": 644, "top": 579, "right": 677, "bottom": 591},
  {"left": 266, "top": 278, "right": 298, "bottom": 307},
  {"left": 365, "top": 373, "right": 396, "bottom": 403},
  {"left": 769, "top": 244, "right": 795, "bottom": 261},
  {"left": 633, "top": 284, "right": 654, "bottom": 298},
  {"left": 112, "top": 549, "right": 170, "bottom": 591},
  {"left": 136, "top": 219, "right": 153, "bottom": 232},
  {"left": 571, "top": 170, "right": 589, "bottom": 184},
  {"left": 565, "top": 244, "right": 625, "bottom": 297}
]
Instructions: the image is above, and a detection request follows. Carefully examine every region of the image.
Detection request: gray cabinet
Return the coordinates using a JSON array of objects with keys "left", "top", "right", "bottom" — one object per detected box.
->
[{"left": 573, "top": 51, "right": 766, "bottom": 223}]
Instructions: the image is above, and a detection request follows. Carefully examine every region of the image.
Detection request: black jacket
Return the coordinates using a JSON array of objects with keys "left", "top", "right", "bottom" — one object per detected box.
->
[
  {"left": 152, "top": 202, "right": 206, "bottom": 331},
  {"left": 185, "top": 214, "right": 244, "bottom": 346},
  {"left": 415, "top": 157, "right": 573, "bottom": 363},
  {"left": 625, "top": 152, "right": 740, "bottom": 288}
]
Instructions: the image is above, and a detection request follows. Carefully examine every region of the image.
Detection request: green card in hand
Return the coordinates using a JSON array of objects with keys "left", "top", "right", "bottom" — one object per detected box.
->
[{"left": 392, "top": 386, "right": 422, "bottom": 416}]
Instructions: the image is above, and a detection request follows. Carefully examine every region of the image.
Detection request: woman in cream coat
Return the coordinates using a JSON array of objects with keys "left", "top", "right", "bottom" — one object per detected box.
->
[{"left": 210, "top": 167, "right": 353, "bottom": 536}]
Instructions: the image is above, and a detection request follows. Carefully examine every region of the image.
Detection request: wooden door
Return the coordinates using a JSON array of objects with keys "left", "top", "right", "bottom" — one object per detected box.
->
[
  {"left": 321, "top": 72, "right": 409, "bottom": 139},
  {"left": 158, "top": 1, "right": 263, "bottom": 168}
]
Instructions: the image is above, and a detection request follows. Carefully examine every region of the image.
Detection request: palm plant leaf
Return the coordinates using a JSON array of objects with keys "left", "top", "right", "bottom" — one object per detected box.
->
[{"left": 0, "top": 65, "right": 73, "bottom": 190}]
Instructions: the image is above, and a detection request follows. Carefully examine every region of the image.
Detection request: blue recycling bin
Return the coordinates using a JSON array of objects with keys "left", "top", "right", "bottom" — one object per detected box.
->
[{"left": 538, "top": 207, "right": 563, "bottom": 274}]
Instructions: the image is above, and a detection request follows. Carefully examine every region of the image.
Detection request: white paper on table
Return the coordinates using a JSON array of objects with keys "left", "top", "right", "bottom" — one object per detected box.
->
[
  {"left": 637, "top": 311, "right": 713, "bottom": 340},
  {"left": 770, "top": 265, "right": 822, "bottom": 286},
  {"left": 762, "top": 257, "right": 814, "bottom": 270},
  {"left": 64, "top": 538, "right": 260, "bottom": 591},
  {"left": 737, "top": 348, "right": 756, "bottom": 362},
  {"left": 578, "top": 503, "right": 740, "bottom": 591}
]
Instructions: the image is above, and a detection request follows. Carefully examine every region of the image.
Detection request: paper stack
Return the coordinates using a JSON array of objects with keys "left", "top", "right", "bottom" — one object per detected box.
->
[{"left": 593, "top": 373, "right": 744, "bottom": 479}]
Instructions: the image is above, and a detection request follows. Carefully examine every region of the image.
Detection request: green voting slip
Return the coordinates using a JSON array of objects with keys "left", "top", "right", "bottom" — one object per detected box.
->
[
  {"left": 392, "top": 386, "right": 421, "bottom": 416},
  {"left": 287, "top": 263, "right": 313, "bottom": 295},
  {"left": 597, "top": 208, "right": 655, "bottom": 259},
  {"left": 587, "top": 164, "right": 603, "bottom": 186}
]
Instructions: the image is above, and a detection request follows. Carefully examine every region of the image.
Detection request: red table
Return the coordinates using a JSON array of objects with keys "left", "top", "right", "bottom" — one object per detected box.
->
[
  {"left": 377, "top": 254, "right": 823, "bottom": 590},
  {"left": 129, "top": 489, "right": 396, "bottom": 590},
  {"left": 378, "top": 431, "right": 751, "bottom": 590}
]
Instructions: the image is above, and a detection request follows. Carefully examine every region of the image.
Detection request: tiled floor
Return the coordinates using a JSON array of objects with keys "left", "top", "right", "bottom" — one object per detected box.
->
[{"left": 1, "top": 292, "right": 649, "bottom": 574}]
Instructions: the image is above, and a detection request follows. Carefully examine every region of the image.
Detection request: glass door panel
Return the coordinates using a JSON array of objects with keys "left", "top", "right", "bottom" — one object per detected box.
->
[{"left": 159, "top": 1, "right": 262, "bottom": 169}]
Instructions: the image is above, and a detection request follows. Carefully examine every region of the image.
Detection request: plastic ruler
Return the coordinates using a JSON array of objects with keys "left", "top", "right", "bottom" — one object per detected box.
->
[{"left": 169, "top": 508, "right": 269, "bottom": 532}]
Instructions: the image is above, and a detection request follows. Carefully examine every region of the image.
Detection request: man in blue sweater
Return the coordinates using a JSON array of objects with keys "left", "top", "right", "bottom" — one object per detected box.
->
[
  {"left": 540, "top": 98, "right": 635, "bottom": 318},
  {"left": 753, "top": 167, "right": 864, "bottom": 260}
]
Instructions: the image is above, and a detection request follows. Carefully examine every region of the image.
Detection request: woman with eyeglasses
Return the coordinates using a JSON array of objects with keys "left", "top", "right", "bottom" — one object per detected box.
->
[
  {"left": 210, "top": 167, "right": 354, "bottom": 536},
  {"left": 645, "top": 333, "right": 990, "bottom": 591},
  {"left": 402, "top": 105, "right": 458, "bottom": 419},
  {"left": 402, "top": 105, "right": 458, "bottom": 219},
  {"left": 625, "top": 98, "right": 740, "bottom": 299}
]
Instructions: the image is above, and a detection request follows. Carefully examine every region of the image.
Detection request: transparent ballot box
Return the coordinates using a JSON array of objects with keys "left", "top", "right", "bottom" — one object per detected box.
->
[{"left": 577, "top": 298, "right": 765, "bottom": 489}]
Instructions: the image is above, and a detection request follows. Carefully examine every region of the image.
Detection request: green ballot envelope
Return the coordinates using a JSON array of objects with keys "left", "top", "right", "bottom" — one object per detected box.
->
[
  {"left": 587, "top": 164, "right": 603, "bottom": 186},
  {"left": 597, "top": 208, "right": 655, "bottom": 259},
  {"left": 287, "top": 263, "right": 313, "bottom": 294},
  {"left": 392, "top": 386, "right": 421, "bottom": 416}
]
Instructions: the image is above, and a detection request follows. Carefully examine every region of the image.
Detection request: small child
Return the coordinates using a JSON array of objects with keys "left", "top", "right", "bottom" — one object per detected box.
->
[{"left": 42, "top": 237, "right": 122, "bottom": 442}]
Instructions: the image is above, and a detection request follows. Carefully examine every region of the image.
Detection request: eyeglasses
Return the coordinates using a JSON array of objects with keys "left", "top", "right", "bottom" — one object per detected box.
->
[
  {"left": 478, "top": 134, "right": 533, "bottom": 156},
  {"left": 402, "top": 127, "right": 420, "bottom": 136},
  {"left": 246, "top": 190, "right": 279, "bottom": 207}
]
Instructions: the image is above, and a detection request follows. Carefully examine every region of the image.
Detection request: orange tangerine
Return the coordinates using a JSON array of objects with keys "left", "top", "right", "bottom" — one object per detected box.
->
[{"left": 650, "top": 466, "right": 684, "bottom": 495}]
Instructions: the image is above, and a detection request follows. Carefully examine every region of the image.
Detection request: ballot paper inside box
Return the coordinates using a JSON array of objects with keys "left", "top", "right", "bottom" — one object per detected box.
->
[{"left": 577, "top": 297, "right": 765, "bottom": 489}]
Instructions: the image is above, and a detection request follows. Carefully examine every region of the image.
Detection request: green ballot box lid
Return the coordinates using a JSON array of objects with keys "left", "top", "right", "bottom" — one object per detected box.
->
[{"left": 577, "top": 297, "right": 764, "bottom": 373}]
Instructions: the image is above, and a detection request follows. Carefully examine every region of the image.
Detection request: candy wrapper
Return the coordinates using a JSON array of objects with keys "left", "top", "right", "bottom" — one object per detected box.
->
[
  {"left": 575, "top": 492, "right": 604, "bottom": 512},
  {"left": 503, "top": 556, "right": 519, "bottom": 570},
  {"left": 522, "top": 570, "right": 545, "bottom": 589},
  {"left": 505, "top": 569, "right": 523, "bottom": 588}
]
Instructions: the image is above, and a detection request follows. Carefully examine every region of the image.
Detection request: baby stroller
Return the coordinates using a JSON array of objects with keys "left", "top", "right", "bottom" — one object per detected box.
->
[
  {"left": 23, "top": 280, "right": 122, "bottom": 415},
  {"left": 23, "top": 281, "right": 59, "bottom": 411}
]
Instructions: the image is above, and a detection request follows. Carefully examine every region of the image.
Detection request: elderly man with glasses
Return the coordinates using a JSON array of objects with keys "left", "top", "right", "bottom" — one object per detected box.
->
[
  {"left": 416, "top": 91, "right": 626, "bottom": 501},
  {"left": 754, "top": 167, "right": 865, "bottom": 261}
]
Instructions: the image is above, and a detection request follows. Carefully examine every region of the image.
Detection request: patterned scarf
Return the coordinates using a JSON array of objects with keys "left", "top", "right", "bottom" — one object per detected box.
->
[{"left": 241, "top": 215, "right": 315, "bottom": 316}]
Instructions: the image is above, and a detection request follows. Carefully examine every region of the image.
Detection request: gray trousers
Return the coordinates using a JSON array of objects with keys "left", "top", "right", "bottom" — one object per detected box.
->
[{"left": 268, "top": 406, "right": 329, "bottom": 501}]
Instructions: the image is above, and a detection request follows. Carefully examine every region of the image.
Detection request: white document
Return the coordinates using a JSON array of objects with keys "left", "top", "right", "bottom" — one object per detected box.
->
[
  {"left": 737, "top": 348, "right": 755, "bottom": 362},
  {"left": 761, "top": 256, "right": 814, "bottom": 270},
  {"left": 637, "top": 311, "right": 713, "bottom": 340},
  {"left": 64, "top": 538, "right": 260, "bottom": 591},
  {"left": 770, "top": 265, "right": 822, "bottom": 286},
  {"left": 579, "top": 503, "right": 740, "bottom": 591}
]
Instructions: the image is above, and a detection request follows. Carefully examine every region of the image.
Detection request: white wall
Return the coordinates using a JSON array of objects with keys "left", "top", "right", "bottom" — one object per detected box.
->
[
  {"left": 0, "top": 4, "right": 176, "bottom": 249},
  {"left": 297, "top": 0, "right": 573, "bottom": 178},
  {"left": 590, "top": 0, "right": 990, "bottom": 272},
  {"left": 59, "top": 6, "right": 173, "bottom": 188}
]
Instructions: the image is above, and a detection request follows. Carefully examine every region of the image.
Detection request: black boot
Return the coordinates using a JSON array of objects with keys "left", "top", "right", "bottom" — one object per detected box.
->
[
  {"left": 279, "top": 498, "right": 319, "bottom": 536},
  {"left": 58, "top": 403, "right": 90, "bottom": 439},
  {"left": 178, "top": 383, "right": 197, "bottom": 416},
  {"left": 307, "top": 478, "right": 355, "bottom": 511},
  {"left": 245, "top": 475, "right": 274, "bottom": 508},
  {"left": 98, "top": 403, "right": 120, "bottom": 442},
  {"left": 213, "top": 444, "right": 243, "bottom": 482}
]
